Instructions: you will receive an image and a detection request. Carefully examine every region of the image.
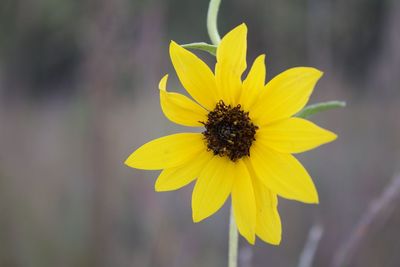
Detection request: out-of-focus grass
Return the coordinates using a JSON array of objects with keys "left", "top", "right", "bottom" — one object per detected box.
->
[{"left": 1, "top": 0, "right": 400, "bottom": 266}]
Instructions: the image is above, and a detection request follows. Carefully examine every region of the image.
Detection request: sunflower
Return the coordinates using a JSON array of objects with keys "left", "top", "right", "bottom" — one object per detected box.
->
[{"left": 125, "top": 23, "right": 337, "bottom": 245}]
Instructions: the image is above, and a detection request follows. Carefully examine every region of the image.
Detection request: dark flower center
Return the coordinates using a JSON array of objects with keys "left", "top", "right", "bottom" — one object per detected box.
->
[{"left": 201, "top": 100, "right": 258, "bottom": 161}]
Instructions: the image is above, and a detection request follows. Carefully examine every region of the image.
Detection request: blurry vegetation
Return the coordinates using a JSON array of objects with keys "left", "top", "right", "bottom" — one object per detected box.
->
[
  {"left": 0, "top": 0, "right": 398, "bottom": 100},
  {"left": 0, "top": 0, "right": 400, "bottom": 267}
]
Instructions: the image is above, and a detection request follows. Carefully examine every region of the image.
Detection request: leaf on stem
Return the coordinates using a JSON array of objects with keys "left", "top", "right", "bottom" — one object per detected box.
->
[
  {"left": 182, "top": 42, "right": 217, "bottom": 56},
  {"left": 295, "top": 101, "right": 346, "bottom": 119}
]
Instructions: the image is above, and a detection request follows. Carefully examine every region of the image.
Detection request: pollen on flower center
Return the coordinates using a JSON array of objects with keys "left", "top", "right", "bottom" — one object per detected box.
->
[{"left": 201, "top": 100, "right": 258, "bottom": 161}]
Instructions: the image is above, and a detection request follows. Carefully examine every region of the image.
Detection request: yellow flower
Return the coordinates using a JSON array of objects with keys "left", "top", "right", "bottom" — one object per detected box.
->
[{"left": 125, "top": 23, "right": 337, "bottom": 245}]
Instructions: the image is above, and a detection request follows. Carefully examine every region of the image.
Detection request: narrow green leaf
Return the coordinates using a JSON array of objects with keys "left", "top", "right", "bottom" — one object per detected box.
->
[
  {"left": 182, "top": 42, "right": 217, "bottom": 56},
  {"left": 295, "top": 101, "right": 346, "bottom": 119}
]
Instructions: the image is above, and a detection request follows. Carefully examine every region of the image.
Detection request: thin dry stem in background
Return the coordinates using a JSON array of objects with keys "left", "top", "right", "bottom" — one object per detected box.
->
[
  {"left": 298, "top": 224, "right": 324, "bottom": 267},
  {"left": 239, "top": 245, "right": 253, "bottom": 267},
  {"left": 331, "top": 174, "right": 400, "bottom": 267}
]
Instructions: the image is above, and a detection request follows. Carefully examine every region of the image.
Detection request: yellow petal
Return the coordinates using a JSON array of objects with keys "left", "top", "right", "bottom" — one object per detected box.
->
[
  {"left": 257, "top": 117, "right": 337, "bottom": 154},
  {"left": 251, "top": 67, "right": 323, "bottom": 125},
  {"left": 255, "top": 187, "right": 282, "bottom": 245},
  {"left": 159, "top": 74, "right": 208, "bottom": 127},
  {"left": 217, "top": 24, "right": 247, "bottom": 76},
  {"left": 249, "top": 142, "right": 319, "bottom": 203},
  {"left": 192, "top": 156, "right": 235, "bottom": 222},
  {"left": 169, "top": 41, "right": 218, "bottom": 110},
  {"left": 125, "top": 133, "right": 205, "bottom": 170},
  {"left": 246, "top": 162, "right": 282, "bottom": 244},
  {"left": 232, "top": 160, "right": 256, "bottom": 244},
  {"left": 155, "top": 150, "right": 213, "bottom": 192},
  {"left": 215, "top": 24, "right": 247, "bottom": 105},
  {"left": 239, "top": 54, "right": 266, "bottom": 111}
]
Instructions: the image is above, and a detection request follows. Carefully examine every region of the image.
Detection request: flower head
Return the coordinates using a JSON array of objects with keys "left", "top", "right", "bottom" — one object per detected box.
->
[{"left": 125, "top": 24, "right": 337, "bottom": 245}]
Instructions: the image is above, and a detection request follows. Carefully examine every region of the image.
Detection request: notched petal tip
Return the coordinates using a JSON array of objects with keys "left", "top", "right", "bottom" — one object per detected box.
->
[
  {"left": 192, "top": 211, "right": 202, "bottom": 223},
  {"left": 123, "top": 158, "right": 132, "bottom": 167},
  {"left": 269, "top": 238, "right": 282, "bottom": 246},
  {"left": 158, "top": 74, "right": 169, "bottom": 91},
  {"left": 124, "top": 151, "right": 140, "bottom": 169},
  {"left": 236, "top": 22, "right": 248, "bottom": 32},
  {"left": 154, "top": 180, "right": 166, "bottom": 192},
  {"left": 252, "top": 54, "right": 266, "bottom": 70},
  {"left": 257, "top": 54, "right": 266, "bottom": 61},
  {"left": 191, "top": 198, "right": 212, "bottom": 223},
  {"left": 169, "top": 40, "right": 190, "bottom": 55},
  {"left": 306, "top": 188, "right": 319, "bottom": 204},
  {"left": 221, "top": 23, "right": 247, "bottom": 41},
  {"left": 285, "top": 67, "right": 324, "bottom": 82},
  {"left": 312, "top": 193, "right": 320, "bottom": 204},
  {"left": 297, "top": 67, "right": 324, "bottom": 78},
  {"left": 191, "top": 195, "right": 202, "bottom": 223},
  {"left": 308, "top": 67, "right": 324, "bottom": 79},
  {"left": 169, "top": 41, "right": 183, "bottom": 58},
  {"left": 297, "top": 181, "right": 319, "bottom": 204},
  {"left": 244, "top": 234, "right": 256, "bottom": 245},
  {"left": 306, "top": 122, "right": 338, "bottom": 149},
  {"left": 229, "top": 23, "right": 248, "bottom": 42},
  {"left": 169, "top": 40, "right": 179, "bottom": 47},
  {"left": 327, "top": 131, "right": 338, "bottom": 142},
  {"left": 319, "top": 130, "right": 338, "bottom": 148}
]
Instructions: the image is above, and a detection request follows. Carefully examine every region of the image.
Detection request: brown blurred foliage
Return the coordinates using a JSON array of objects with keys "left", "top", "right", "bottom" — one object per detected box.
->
[{"left": 0, "top": 0, "right": 399, "bottom": 266}]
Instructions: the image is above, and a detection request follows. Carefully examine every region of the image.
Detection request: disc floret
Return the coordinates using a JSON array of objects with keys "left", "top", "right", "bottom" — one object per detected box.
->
[{"left": 202, "top": 100, "right": 258, "bottom": 161}]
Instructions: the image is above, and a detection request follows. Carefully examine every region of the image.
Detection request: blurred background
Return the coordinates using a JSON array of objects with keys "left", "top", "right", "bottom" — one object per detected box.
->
[{"left": 0, "top": 0, "right": 399, "bottom": 266}]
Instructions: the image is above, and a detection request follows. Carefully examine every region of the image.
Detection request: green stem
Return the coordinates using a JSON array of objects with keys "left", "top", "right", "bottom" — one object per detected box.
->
[
  {"left": 207, "top": 1, "right": 238, "bottom": 267},
  {"left": 207, "top": 0, "right": 222, "bottom": 45},
  {"left": 229, "top": 205, "right": 238, "bottom": 267}
]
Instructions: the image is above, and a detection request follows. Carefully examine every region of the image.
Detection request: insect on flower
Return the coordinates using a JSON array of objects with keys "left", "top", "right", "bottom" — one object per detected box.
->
[{"left": 125, "top": 23, "right": 337, "bottom": 245}]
